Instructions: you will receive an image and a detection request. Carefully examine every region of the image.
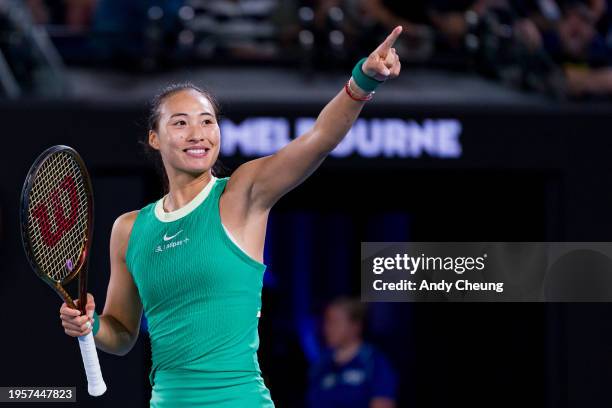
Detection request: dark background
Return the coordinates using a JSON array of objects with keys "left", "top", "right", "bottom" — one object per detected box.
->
[{"left": 1, "top": 99, "right": 612, "bottom": 407}]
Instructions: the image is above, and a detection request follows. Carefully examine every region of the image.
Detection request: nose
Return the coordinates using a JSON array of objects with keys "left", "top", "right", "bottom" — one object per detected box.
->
[{"left": 186, "top": 125, "right": 206, "bottom": 142}]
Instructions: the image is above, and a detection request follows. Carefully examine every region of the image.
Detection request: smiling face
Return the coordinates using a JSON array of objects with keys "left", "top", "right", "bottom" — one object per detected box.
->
[{"left": 148, "top": 89, "right": 221, "bottom": 180}]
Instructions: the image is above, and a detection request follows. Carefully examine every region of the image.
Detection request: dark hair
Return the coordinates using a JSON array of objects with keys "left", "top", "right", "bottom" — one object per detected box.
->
[
  {"left": 329, "top": 297, "right": 367, "bottom": 326},
  {"left": 143, "top": 82, "right": 226, "bottom": 193}
]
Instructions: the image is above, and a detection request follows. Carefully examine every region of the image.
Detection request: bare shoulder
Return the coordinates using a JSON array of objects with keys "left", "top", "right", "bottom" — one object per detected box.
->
[
  {"left": 110, "top": 211, "right": 139, "bottom": 257},
  {"left": 113, "top": 211, "right": 139, "bottom": 234}
]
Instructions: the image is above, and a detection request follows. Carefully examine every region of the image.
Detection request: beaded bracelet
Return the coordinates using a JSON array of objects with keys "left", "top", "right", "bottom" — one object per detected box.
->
[{"left": 344, "top": 79, "right": 374, "bottom": 102}]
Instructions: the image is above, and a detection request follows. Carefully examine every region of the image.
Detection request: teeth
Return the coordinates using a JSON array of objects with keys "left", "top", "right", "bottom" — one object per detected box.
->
[{"left": 186, "top": 149, "right": 206, "bottom": 154}]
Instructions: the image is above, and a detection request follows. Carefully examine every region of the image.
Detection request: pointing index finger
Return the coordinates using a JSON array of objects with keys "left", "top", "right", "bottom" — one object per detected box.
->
[{"left": 376, "top": 26, "right": 403, "bottom": 56}]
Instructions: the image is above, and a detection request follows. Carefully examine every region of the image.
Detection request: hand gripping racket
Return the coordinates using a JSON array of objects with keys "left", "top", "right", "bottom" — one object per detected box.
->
[{"left": 20, "top": 145, "right": 107, "bottom": 397}]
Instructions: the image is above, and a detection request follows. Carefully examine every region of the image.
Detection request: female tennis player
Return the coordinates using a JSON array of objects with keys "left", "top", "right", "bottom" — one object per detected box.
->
[{"left": 59, "top": 26, "right": 403, "bottom": 406}]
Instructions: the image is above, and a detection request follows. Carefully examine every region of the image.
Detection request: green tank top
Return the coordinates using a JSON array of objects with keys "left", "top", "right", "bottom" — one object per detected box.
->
[{"left": 125, "top": 177, "right": 268, "bottom": 387}]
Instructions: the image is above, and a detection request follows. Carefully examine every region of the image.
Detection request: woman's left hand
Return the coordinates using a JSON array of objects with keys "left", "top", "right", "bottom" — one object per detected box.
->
[{"left": 362, "top": 26, "right": 403, "bottom": 82}]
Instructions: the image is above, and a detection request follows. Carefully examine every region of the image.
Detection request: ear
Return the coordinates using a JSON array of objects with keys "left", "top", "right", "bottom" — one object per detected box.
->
[{"left": 149, "top": 130, "right": 160, "bottom": 151}]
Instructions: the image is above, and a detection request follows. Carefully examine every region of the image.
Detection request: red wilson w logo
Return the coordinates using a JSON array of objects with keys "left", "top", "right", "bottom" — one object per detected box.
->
[{"left": 32, "top": 175, "right": 80, "bottom": 247}]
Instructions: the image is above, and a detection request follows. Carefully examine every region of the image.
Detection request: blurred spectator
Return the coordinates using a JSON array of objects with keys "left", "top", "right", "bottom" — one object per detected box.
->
[
  {"left": 26, "top": 0, "right": 96, "bottom": 29},
  {"left": 556, "top": 3, "right": 600, "bottom": 61},
  {"left": 537, "top": 1, "right": 612, "bottom": 95},
  {"left": 307, "top": 297, "right": 397, "bottom": 408}
]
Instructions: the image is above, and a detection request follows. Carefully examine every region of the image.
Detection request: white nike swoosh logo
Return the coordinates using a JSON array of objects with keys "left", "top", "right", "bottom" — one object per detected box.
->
[{"left": 163, "top": 230, "right": 183, "bottom": 241}]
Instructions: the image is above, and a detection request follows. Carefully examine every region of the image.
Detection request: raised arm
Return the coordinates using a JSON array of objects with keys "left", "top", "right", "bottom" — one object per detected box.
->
[{"left": 231, "top": 26, "right": 403, "bottom": 210}]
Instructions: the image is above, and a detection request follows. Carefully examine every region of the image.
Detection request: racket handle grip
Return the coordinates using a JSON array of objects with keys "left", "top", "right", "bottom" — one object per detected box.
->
[{"left": 77, "top": 332, "right": 107, "bottom": 396}]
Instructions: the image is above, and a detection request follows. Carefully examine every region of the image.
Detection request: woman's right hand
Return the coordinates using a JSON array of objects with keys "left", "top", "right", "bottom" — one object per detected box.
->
[{"left": 59, "top": 293, "right": 95, "bottom": 337}]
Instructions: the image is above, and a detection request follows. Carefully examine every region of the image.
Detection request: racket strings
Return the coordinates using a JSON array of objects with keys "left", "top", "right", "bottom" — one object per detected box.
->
[{"left": 27, "top": 152, "right": 89, "bottom": 282}]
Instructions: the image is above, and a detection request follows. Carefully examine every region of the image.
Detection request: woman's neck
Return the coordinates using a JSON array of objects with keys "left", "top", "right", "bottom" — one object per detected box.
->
[{"left": 164, "top": 171, "right": 213, "bottom": 212}]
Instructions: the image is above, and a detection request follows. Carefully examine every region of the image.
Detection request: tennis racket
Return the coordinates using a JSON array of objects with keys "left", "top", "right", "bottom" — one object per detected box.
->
[{"left": 20, "top": 145, "right": 106, "bottom": 397}]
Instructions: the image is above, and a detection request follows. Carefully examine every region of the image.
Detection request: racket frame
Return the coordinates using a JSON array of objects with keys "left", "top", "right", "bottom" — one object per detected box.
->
[{"left": 20, "top": 145, "right": 94, "bottom": 315}]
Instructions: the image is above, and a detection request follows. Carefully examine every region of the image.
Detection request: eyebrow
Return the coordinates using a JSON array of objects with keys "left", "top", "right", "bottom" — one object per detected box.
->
[{"left": 169, "top": 112, "right": 214, "bottom": 119}]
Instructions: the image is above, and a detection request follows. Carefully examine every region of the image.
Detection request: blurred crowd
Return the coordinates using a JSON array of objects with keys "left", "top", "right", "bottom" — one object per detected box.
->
[{"left": 9, "top": 0, "right": 612, "bottom": 98}]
